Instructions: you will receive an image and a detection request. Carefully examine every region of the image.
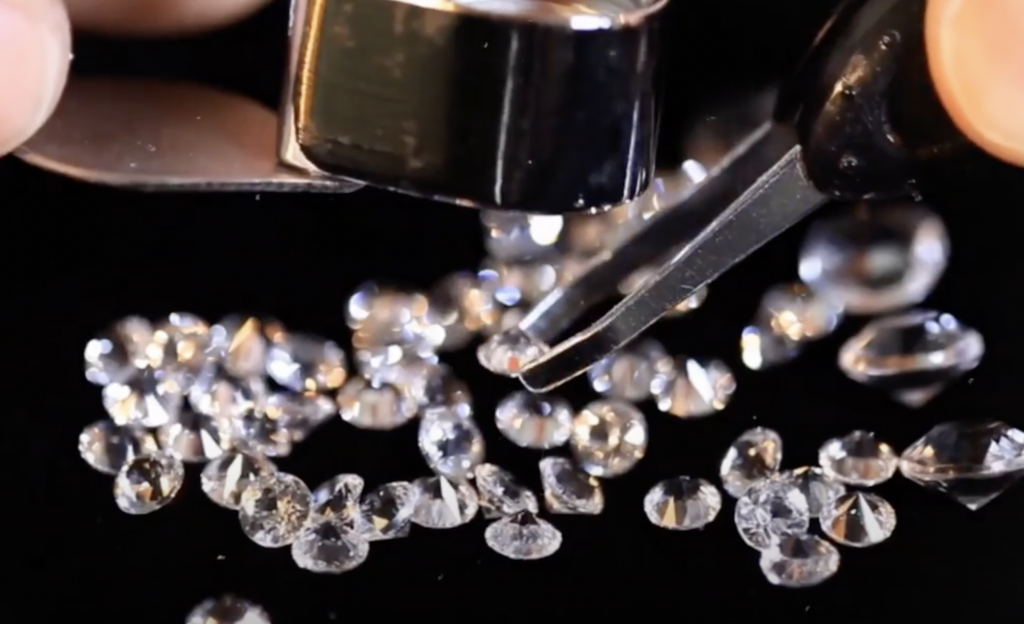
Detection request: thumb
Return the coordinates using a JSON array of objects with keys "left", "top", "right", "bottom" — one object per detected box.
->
[
  {"left": 927, "top": 0, "right": 1024, "bottom": 167},
  {"left": 0, "top": 0, "right": 70, "bottom": 156}
]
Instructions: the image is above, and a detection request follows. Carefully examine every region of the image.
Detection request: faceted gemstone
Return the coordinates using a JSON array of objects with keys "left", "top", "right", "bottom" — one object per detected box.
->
[
  {"left": 418, "top": 409, "right": 485, "bottom": 479},
  {"left": 263, "top": 391, "right": 336, "bottom": 442},
  {"left": 359, "top": 481, "right": 416, "bottom": 541},
  {"left": 231, "top": 410, "right": 295, "bottom": 458},
  {"left": 719, "top": 427, "right": 783, "bottom": 498},
  {"left": 207, "top": 315, "right": 269, "bottom": 379},
  {"left": 480, "top": 210, "right": 564, "bottom": 261},
  {"left": 83, "top": 316, "right": 152, "bottom": 385},
  {"left": 265, "top": 332, "right": 348, "bottom": 393},
  {"left": 619, "top": 269, "right": 708, "bottom": 318},
  {"left": 78, "top": 420, "right": 158, "bottom": 475},
  {"left": 484, "top": 511, "right": 563, "bottom": 560},
  {"left": 238, "top": 472, "right": 312, "bottom": 548},
  {"left": 102, "top": 366, "right": 185, "bottom": 428},
  {"left": 476, "top": 328, "right": 550, "bottom": 376},
  {"left": 427, "top": 272, "right": 481, "bottom": 350},
  {"left": 494, "top": 391, "right": 573, "bottom": 449},
  {"left": 113, "top": 454, "right": 185, "bottom": 515},
  {"left": 570, "top": 400, "right": 648, "bottom": 477},
  {"left": 819, "top": 430, "right": 897, "bottom": 486},
  {"left": 347, "top": 285, "right": 445, "bottom": 354},
  {"left": 188, "top": 363, "right": 268, "bottom": 420},
  {"left": 291, "top": 518, "right": 369, "bottom": 574},
  {"left": 587, "top": 339, "right": 670, "bottom": 401},
  {"left": 819, "top": 491, "right": 896, "bottom": 547},
  {"left": 201, "top": 451, "right": 277, "bottom": 509},
  {"left": 373, "top": 360, "right": 473, "bottom": 418},
  {"left": 185, "top": 595, "right": 271, "bottom": 624},
  {"left": 539, "top": 457, "right": 604, "bottom": 514},
  {"left": 760, "top": 535, "right": 841, "bottom": 588},
  {"left": 155, "top": 409, "right": 231, "bottom": 463},
  {"left": 473, "top": 463, "right": 539, "bottom": 518},
  {"left": 651, "top": 356, "right": 736, "bottom": 418},
  {"left": 311, "top": 473, "right": 365, "bottom": 522},
  {"left": 740, "top": 282, "right": 844, "bottom": 370},
  {"left": 899, "top": 420, "right": 1024, "bottom": 510},
  {"left": 411, "top": 476, "right": 479, "bottom": 528},
  {"left": 149, "top": 312, "right": 211, "bottom": 373},
  {"left": 734, "top": 477, "right": 810, "bottom": 550},
  {"left": 643, "top": 477, "right": 722, "bottom": 530},
  {"left": 337, "top": 377, "right": 418, "bottom": 430},
  {"left": 838, "top": 310, "right": 984, "bottom": 406},
  {"left": 354, "top": 343, "right": 438, "bottom": 377},
  {"left": 778, "top": 466, "right": 845, "bottom": 517},
  {"left": 740, "top": 325, "right": 802, "bottom": 370},
  {"left": 479, "top": 259, "right": 560, "bottom": 307}
]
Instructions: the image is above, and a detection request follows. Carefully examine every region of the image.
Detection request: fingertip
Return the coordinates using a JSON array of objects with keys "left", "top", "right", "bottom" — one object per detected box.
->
[
  {"left": 0, "top": 0, "right": 70, "bottom": 155},
  {"left": 64, "top": 0, "right": 274, "bottom": 37}
]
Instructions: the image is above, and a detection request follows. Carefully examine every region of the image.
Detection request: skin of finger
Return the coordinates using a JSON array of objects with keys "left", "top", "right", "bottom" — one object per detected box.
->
[
  {"left": 0, "top": 0, "right": 70, "bottom": 155},
  {"left": 64, "top": 0, "right": 274, "bottom": 36},
  {"left": 926, "top": 0, "right": 1024, "bottom": 167}
]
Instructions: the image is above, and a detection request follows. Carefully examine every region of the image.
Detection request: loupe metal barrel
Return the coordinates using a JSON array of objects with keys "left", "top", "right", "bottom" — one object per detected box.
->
[{"left": 286, "top": 0, "right": 666, "bottom": 213}]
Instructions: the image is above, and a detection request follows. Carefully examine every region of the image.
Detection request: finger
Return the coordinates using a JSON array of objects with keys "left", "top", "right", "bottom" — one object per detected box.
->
[
  {"left": 926, "top": 0, "right": 1024, "bottom": 167},
  {"left": 0, "top": 0, "right": 70, "bottom": 155},
  {"left": 64, "top": 0, "right": 274, "bottom": 36}
]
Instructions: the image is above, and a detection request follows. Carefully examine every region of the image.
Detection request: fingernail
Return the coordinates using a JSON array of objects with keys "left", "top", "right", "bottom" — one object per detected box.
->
[{"left": 927, "top": 0, "right": 1024, "bottom": 167}]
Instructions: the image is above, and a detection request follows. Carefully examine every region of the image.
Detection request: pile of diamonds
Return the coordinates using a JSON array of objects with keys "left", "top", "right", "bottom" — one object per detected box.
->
[{"left": 78, "top": 186, "right": 1023, "bottom": 587}]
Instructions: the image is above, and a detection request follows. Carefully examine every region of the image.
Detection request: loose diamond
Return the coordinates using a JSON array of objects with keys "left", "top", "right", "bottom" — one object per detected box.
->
[
  {"left": 819, "top": 430, "right": 897, "bottom": 486},
  {"left": 186, "top": 595, "right": 270, "bottom": 624},
  {"left": 484, "top": 511, "right": 563, "bottom": 560},
  {"left": 740, "top": 283, "right": 844, "bottom": 370},
  {"left": 83, "top": 316, "right": 152, "bottom": 385},
  {"left": 188, "top": 362, "right": 268, "bottom": 420},
  {"left": 374, "top": 360, "right": 473, "bottom": 418},
  {"left": 479, "top": 259, "right": 560, "bottom": 307},
  {"left": 587, "top": 339, "right": 670, "bottom": 401},
  {"left": 418, "top": 409, "right": 485, "bottom": 479},
  {"left": 113, "top": 454, "right": 185, "bottom": 515},
  {"left": 899, "top": 420, "right": 1024, "bottom": 509},
  {"left": 480, "top": 210, "right": 564, "bottom": 261},
  {"left": 570, "top": 400, "right": 648, "bottom": 477},
  {"left": 264, "top": 391, "right": 336, "bottom": 441},
  {"left": 719, "top": 427, "right": 783, "bottom": 498},
  {"left": 740, "top": 325, "right": 801, "bottom": 370},
  {"left": 477, "top": 328, "right": 549, "bottom": 375},
  {"left": 778, "top": 466, "right": 845, "bottom": 517},
  {"left": 359, "top": 481, "right": 416, "bottom": 540},
  {"left": 539, "top": 457, "right": 604, "bottom": 514},
  {"left": 266, "top": 332, "right": 348, "bottom": 392},
  {"left": 838, "top": 310, "right": 984, "bottom": 406},
  {"left": 337, "top": 377, "right": 418, "bottom": 430},
  {"left": 494, "top": 391, "right": 573, "bottom": 449},
  {"left": 643, "top": 477, "right": 722, "bottom": 530},
  {"left": 78, "top": 420, "right": 158, "bottom": 475},
  {"left": 311, "top": 473, "right": 365, "bottom": 522},
  {"left": 734, "top": 478, "right": 810, "bottom": 550},
  {"left": 149, "top": 312, "right": 211, "bottom": 373},
  {"left": 348, "top": 285, "right": 444, "bottom": 353},
  {"left": 291, "top": 518, "right": 370, "bottom": 574},
  {"left": 156, "top": 409, "right": 231, "bottom": 463},
  {"left": 760, "top": 535, "right": 840, "bottom": 587},
  {"left": 231, "top": 410, "right": 294, "bottom": 458},
  {"left": 473, "top": 463, "right": 539, "bottom": 518},
  {"left": 208, "top": 315, "right": 268, "bottom": 379},
  {"left": 102, "top": 366, "right": 185, "bottom": 428},
  {"left": 411, "top": 476, "right": 479, "bottom": 528},
  {"left": 819, "top": 491, "right": 896, "bottom": 547},
  {"left": 201, "top": 451, "right": 277, "bottom": 509},
  {"left": 651, "top": 356, "right": 736, "bottom": 418},
  {"left": 238, "top": 472, "right": 312, "bottom": 548}
]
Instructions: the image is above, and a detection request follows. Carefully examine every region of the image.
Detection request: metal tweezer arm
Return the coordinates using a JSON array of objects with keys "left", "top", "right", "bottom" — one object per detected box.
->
[{"left": 516, "top": 122, "right": 829, "bottom": 392}]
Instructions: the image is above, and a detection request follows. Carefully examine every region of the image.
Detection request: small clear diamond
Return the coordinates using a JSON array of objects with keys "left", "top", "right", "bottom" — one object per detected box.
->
[
  {"left": 238, "top": 472, "right": 312, "bottom": 548},
  {"left": 102, "top": 366, "right": 185, "bottom": 428},
  {"left": 84, "top": 316, "right": 152, "bottom": 385},
  {"left": 838, "top": 310, "right": 984, "bottom": 406},
  {"left": 473, "top": 463, "right": 539, "bottom": 518},
  {"left": 643, "top": 477, "right": 722, "bottom": 530},
  {"left": 539, "top": 457, "right": 604, "bottom": 514},
  {"left": 231, "top": 410, "right": 295, "bottom": 458},
  {"left": 201, "top": 451, "right": 277, "bottom": 509},
  {"left": 337, "top": 377, "right": 418, "bottom": 430},
  {"left": 570, "top": 400, "right": 648, "bottom": 477},
  {"left": 149, "top": 312, "right": 211, "bottom": 373},
  {"left": 78, "top": 420, "right": 158, "bottom": 475},
  {"left": 587, "top": 339, "right": 669, "bottom": 401},
  {"left": 480, "top": 210, "right": 564, "bottom": 261},
  {"left": 411, "top": 476, "right": 479, "bottom": 528},
  {"left": 186, "top": 595, "right": 270, "bottom": 624},
  {"left": 359, "top": 481, "right": 416, "bottom": 540},
  {"left": 899, "top": 420, "right": 1024, "bottom": 510},
  {"left": 484, "top": 511, "right": 563, "bottom": 560},
  {"left": 477, "top": 328, "right": 550, "bottom": 375},
  {"left": 734, "top": 477, "right": 810, "bottom": 550},
  {"left": 760, "top": 535, "right": 840, "bottom": 587},
  {"left": 418, "top": 409, "right": 485, "bottom": 479},
  {"left": 740, "top": 283, "right": 844, "bottom": 370},
  {"left": 819, "top": 491, "right": 896, "bottom": 547},
  {"left": 479, "top": 259, "right": 560, "bottom": 307},
  {"left": 113, "top": 453, "right": 184, "bottom": 515},
  {"left": 354, "top": 343, "right": 438, "bottom": 377},
  {"left": 291, "top": 518, "right": 370, "bottom": 574},
  {"left": 740, "top": 325, "right": 801, "bottom": 370},
  {"left": 264, "top": 391, "right": 336, "bottom": 441},
  {"left": 819, "top": 430, "right": 897, "bottom": 486},
  {"left": 651, "top": 357, "right": 736, "bottom": 418},
  {"left": 374, "top": 360, "right": 473, "bottom": 418},
  {"left": 156, "top": 409, "right": 231, "bottom": 463},
  {"left": 494, "top": 391, "right": 573, "bottom": 449},
  {"left": 778, "top": 466, "right": 845, "bottom": 517},
  {"left": 208, "top": 315, "right": 269, "bottom": 379},
  {"left": 719, "top": 427, "right": 783, "bottom": 498},
  {"left": 266, "top": 332, "right": 348, "bottom": 392},
  {"left": 348, "top": 285, "right": 445, "bottom": 354},
  {"left": 311, "top": 473, "right": 365, "bottom": 522},
  {"left": 188, "top": 362, "right": 268, "bottom": 420}
]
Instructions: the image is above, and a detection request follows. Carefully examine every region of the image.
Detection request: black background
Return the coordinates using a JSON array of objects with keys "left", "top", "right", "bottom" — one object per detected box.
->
[{"left": 6, "top": 1, "right": 1024, "bottom": 622}]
